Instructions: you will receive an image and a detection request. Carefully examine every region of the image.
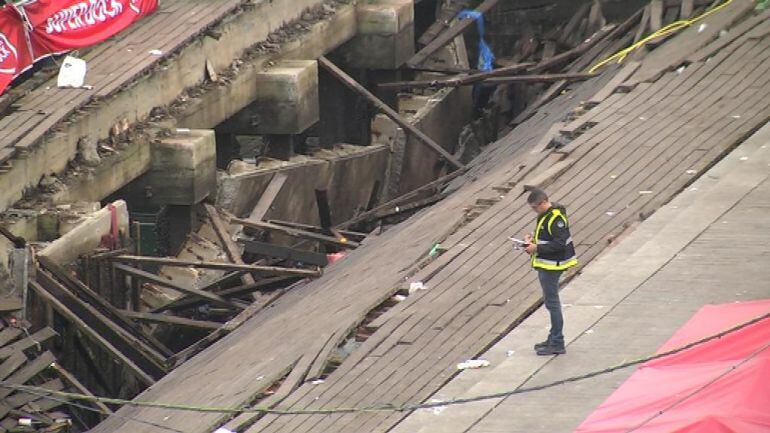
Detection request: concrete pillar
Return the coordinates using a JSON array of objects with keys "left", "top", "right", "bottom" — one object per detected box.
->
[
  {"left": 127, "top": 129, "right": 217, "bottom": 207},
  {"left": 342, "top": 0, "right": 415, "bottom": 69},
  {"left": 218, "top": 60, "right": 320, "bottom": 135}
]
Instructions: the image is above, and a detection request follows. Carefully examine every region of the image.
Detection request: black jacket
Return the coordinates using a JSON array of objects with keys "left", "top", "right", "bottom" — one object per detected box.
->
[{"left": 534, "top": 204, "right": 576, "bottom": 266}]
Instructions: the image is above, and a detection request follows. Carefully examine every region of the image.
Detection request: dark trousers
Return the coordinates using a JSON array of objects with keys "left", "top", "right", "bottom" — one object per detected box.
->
[{"left": 537, "top": 269, "right": 564, "bottom": 346}]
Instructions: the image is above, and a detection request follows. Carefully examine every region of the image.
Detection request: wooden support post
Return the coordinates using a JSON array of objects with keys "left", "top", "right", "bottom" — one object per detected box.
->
[
  {"left": 318, "top": 56, "right": 463, "bottom": 170},
  {"left": 110, "top": 255, "right": 321, "bottom": 277},
  {"left": 315, "top": 190, "right": 333, "bottom": 231},
  {"left": 113, "top": 263, "right": 241, "bottom": 310},
  {"left": 249, "top": 172, "right": 288, "bottom": 222},
  {"left": 407, "top": 0, "right": 501, "bottom": 67},
  {"left": 233, "top": 218, "right": 359, "bottom": 250}
]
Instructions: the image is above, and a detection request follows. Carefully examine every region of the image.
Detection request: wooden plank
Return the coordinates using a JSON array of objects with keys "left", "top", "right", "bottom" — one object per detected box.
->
[
  {"left": 587, "top": 61, "right": 642, "bottom": 105},
  {"left": 0, "top": 351, "right": 55, "bottom": 400},
  {"left": 114, "top": 263, "right": 241, "bottom": 309},
  {"left": 635, "top": 5, "right": 652, "bottom": 43},
  {"left": 407, "top": 0, "right": 501, "bottom": 67},
  {"left": 0, "top": 328, "right": 57, "bottom": 361},
  {"left": 319, "top": 56, "right": 462, "bottom": 169},
  {"left": 233, "top": 219, "right": 359, "bottom": 250},
  {"left": 650, "top": 0, "right": 664, "bottom": 31},
  {"left": 0, "top": 328, "right": 23, "bottom": 348},
  {"left": 267, "top": 220, "right": 367, "bottom": 240},
  {"left": 2, "top": 379, "right": 63, "bottom": 409},
  {"left": 249, "top": 172, "right": 289, "bottom": 222},
  {"left": 30, "top": 276, "right": 160, "bottom": 384},
  {"left": 379, "top": 62, "right": 533, "bottom": 91},
  {"left": 111, "top": 255, "right": 321, "bottom": 276},
  {"left": 205, "top": 204, "right": 256, "bottom": 287},
  {"left": 119, "top": 310, "right": 221, "bottom": 330},
  {"left": 0, "top": 352, "right": 27, "bottom": 381},
  {"left": 530, "top": 25, "right": 617, "bottom": 73},
  {"left": 417, "top": 0, "right": 471, "bottom": 47},
  {"left": 681, "top": 0, "right": 695, "bottom": 18},
  {"left": 37, "top": 256, "right": 174, "bottom": 358},
  {"left": 480, "top": 72, "right": 597, "bottom": 85}
]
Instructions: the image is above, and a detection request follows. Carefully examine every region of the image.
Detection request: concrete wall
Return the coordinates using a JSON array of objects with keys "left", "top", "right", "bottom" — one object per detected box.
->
[
  {"left": 217, "top": 144, "right": 390, "bottom": 224},
  {"left": 38, "top": 201, "right": 130, "bottom": 266}
]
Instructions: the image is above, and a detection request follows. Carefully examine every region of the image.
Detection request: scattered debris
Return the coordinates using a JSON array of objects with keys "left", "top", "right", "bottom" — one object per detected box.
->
[{"left": 457, "top": 359, "right": 491, "bottom": 370}]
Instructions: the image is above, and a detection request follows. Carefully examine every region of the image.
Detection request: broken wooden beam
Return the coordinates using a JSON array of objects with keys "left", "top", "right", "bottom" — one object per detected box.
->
[
  {"left": 119, "top": 311, "right": 222, "bottom": 330},
  {"left": 373, "top": 192, "right": 449, "bottom": 219},
  {"left": 0, "top": 328, "right": 56, "bottom": 362},
  {"left": 110, "top": 255, "right": 321, "bottom": 277},
  {"left": 479, "top": 72, "right": 597, "bottom": 86},
  {"left": 37, "top": 256, "right": 174, "bottom": 358},
  {"left": 318, "top": 56, "right": 463, "bottom": 170},
  {"left": 30, "top": 276, "right": 162, "bottom": 383},
  {"left": 530, "top": 24, "right": 617, "bottom": 73},
  {"left": 113, "top": 263, "right": 242, "bottom": 310},
  {"left": 232, "top": 218, "right": 359, "bottom": 250},
  {"left": 153, "top": 276, "right": 300, "bottom": 314},
  {"left": 406, "top": 0, "right": 500, "bottom": 67},
  {"left": 50, "top": 362, "right": 112, "bottom": 415},
  {"left": 337, "top": 165, "right": 469, "bottom": 229},
  {"left": 378, "top": 62, "right": 534, "bottom": 91},
  {"left": 267, "top": 220, "right": 367, "bottom": 240},
  {"left": 205, "top": 204, "right": 256, "bottom": 287}
]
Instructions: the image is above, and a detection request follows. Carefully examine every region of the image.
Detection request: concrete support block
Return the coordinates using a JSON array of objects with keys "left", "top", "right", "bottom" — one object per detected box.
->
[
  {"left": 130, "top": 130, "right": 217, "bottom": 206},
  {"left": 219, "top": 61, "right": 320, "bottom": 135},
  {"left": 342, "top": 0, "right": 415, "bottom": 69}
]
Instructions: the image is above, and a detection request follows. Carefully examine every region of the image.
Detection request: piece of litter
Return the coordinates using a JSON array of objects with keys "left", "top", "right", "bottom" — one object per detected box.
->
[
  {"left": 428, "top": 243, "right": 441, "bottom": 257},
  {"left": 686, "top": 169, "right": 697, "bottom": 175},
  {"left": 639, "top": 116, "right": 646, "bottom": 121},
  {"left": 731, "top": 115, "right": 741, "bottom": 119},
  {"left": 409, "top": 282, "right": 426, "bottom": 294},
  {"left": 739, "top": 156, "right": 748, "bottom": 161},
  {"left": 605, "top": 211, "right": 616, "bottom": 217},
  {"left": 457, "top": 359, "right": 490, "bottom": 370},
  {"left": 214, "top": 428, "right": 236, "bottom": 433},
  {"left": 593, "top": 305, "right": 605, "bottom": 309},
  {"left": 148, "top": 49, "right": 163, "bottom": 56},
  {"left": 394, "top": 294, "right": 407, "bottom": 302},
  {"left": 176, "top": 128, "right": 191, "bottom": 134},
  {"left": 428, "top": 399, "right": 446, "bottom": 415},
  {"left": 256, "top": 375, "right": 264, "bottom": 381},
  {"left": 311, "top": 379, "right": 325, "bottom": 385},
  {"left": 689, "top": 187, "right": 698, "bottom": 192},
  {"left": 639, "top": 190, "right": 653, "bottom": 195},
  {"left": 609, "top": 174, "right": 617, "bottom": 179},
  {"left": 585, "top": 329, "right": 595, "bottom": 334},
  {"left": 698, "top": 23, "right": 707, "bottom": 33},
  {"left": 675, "top": 66, "right": 685, "bottom": 75},
  {"left": 57, "top": 56, "right": 87, "bottom": 88},
  {"left": 506, "top": 350, "right": 515, "bottom": 357}
]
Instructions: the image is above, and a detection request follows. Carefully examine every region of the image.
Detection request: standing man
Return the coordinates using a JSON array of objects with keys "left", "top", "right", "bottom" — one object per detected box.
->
[{"left": 523, "top": 188, "right": 577, "bottom": 356}]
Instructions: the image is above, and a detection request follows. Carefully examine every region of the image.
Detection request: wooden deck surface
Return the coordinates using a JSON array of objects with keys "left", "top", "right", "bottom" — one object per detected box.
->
[{"left": 91, "top": 12, "right": 770, "bottom": 433}]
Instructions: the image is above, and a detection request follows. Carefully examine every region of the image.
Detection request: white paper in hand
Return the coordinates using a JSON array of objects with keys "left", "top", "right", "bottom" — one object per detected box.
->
[{"left": 57, "top": 56, "right": 87, "bottom": 88}]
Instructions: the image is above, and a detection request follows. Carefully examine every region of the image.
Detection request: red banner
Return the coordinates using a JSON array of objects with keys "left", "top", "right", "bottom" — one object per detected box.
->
[
  {"left": 21, "top": 0, "right": 158, "bottom": 59},
  {"left": 0, "top": 5, "right": 33, "bottom": 96}
]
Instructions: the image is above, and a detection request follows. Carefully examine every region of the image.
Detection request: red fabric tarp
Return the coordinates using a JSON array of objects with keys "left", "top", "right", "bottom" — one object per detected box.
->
[
  {"left": 23, "top": 0, "right": 157, "bottom": 60},
  {"left": 0, "top": 5, "right": 33, "bottom": 96},
  {"left": 0, "top": 0, "right": 157, "bottom": 96},
  {"left": 575, "top": 299, "right": 770, "bottom": 433}
]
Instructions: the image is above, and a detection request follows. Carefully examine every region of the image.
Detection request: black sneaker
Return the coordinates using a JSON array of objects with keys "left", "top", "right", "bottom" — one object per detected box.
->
[
  {"left": 533, "top": 340, "right": 550, "bottom": 350},
  {"left": 536, "top": 344, "right": 566, "bottom": 356}
]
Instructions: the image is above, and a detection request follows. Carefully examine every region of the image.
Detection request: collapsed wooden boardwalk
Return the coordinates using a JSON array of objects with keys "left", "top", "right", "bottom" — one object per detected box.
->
[{"left": 92, "top": 6, "right": 770, "bottom": 433}]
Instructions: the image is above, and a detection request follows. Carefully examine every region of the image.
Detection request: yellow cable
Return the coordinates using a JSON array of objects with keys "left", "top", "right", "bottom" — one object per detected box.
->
[{"left": 589, "top": 0, "right": 735, "bottom": 73}]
